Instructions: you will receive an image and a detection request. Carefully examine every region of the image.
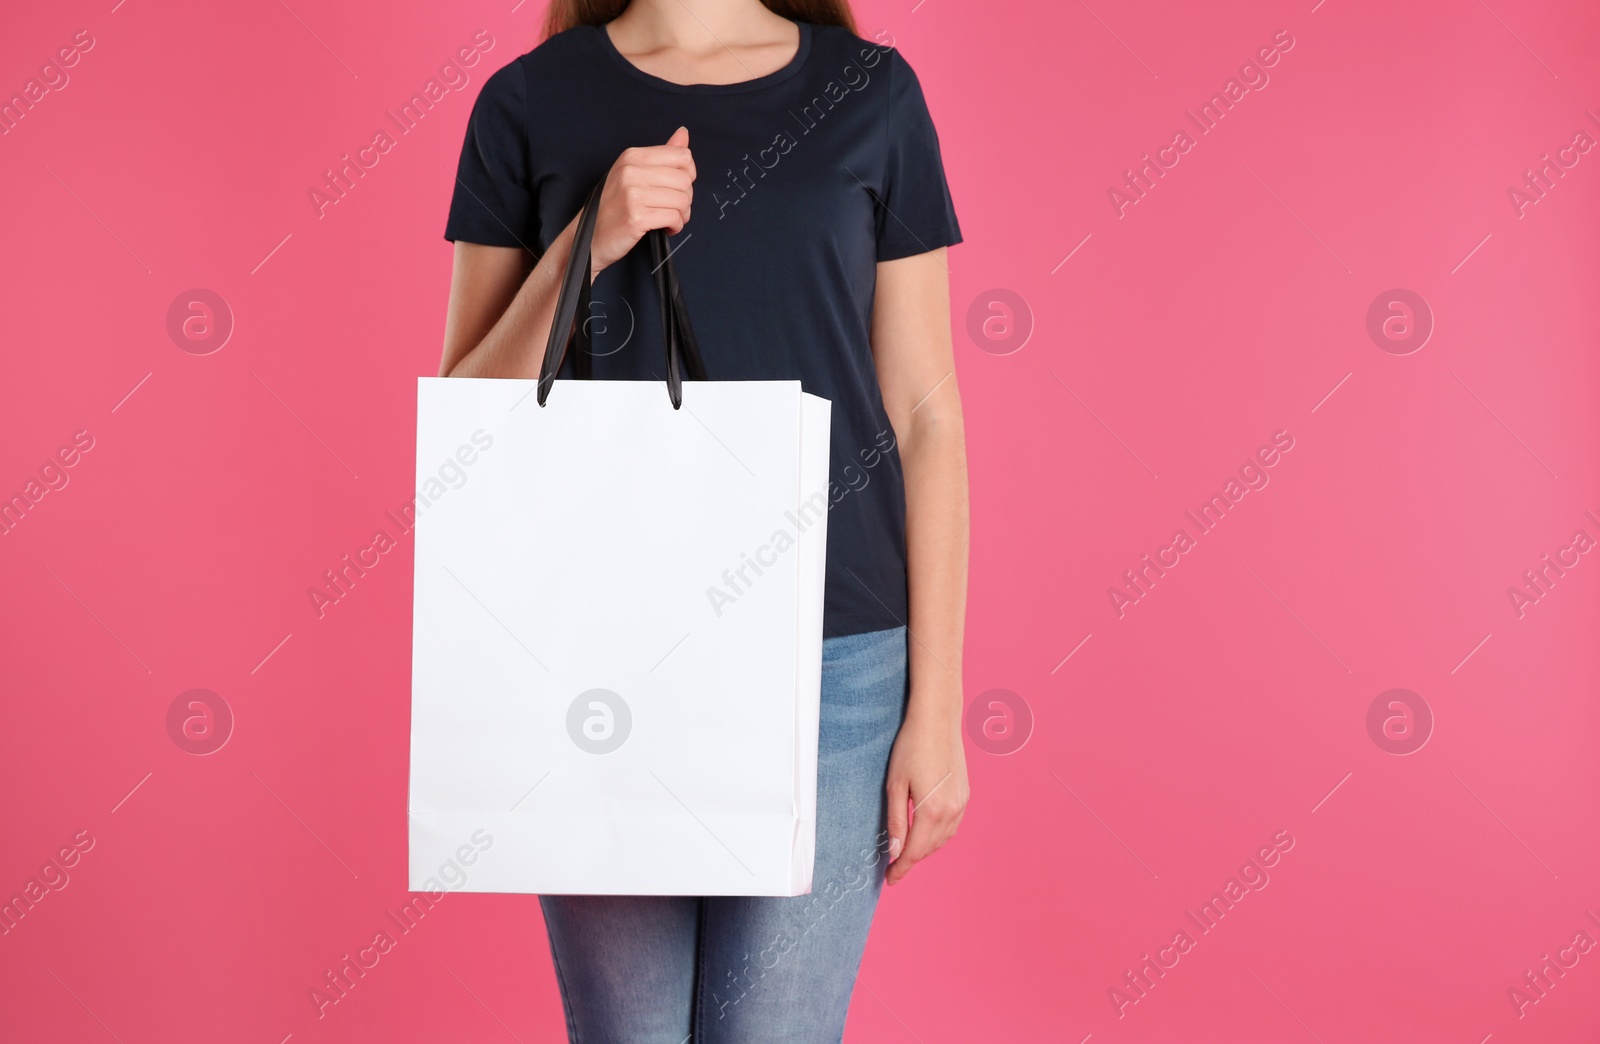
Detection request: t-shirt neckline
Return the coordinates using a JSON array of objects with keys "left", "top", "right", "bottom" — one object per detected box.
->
[{"left": 594, "top": 20, "right": 812, "bottom": 95}]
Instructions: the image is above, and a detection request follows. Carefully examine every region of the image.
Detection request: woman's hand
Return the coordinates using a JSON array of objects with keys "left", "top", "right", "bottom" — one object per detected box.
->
[
  {"left": 884, "top": 699, "right": 970, "bottom": 886},
  {"left": 590, "top": 126, "right": 696, "bottom": 276}
]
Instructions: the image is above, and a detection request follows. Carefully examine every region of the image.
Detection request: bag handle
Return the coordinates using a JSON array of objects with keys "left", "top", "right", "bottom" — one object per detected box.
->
[{"left": 535, "top": 170, "right": 708, "bottom": 409}]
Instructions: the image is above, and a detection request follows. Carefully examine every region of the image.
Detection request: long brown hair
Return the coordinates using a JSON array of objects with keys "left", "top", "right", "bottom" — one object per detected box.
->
[{"left": 543, "top": 0, "right": 856, "bottom": 41}]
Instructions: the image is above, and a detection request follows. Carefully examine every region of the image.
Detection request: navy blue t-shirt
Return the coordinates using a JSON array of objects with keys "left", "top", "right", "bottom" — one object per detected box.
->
[{"left": 443, "top": 20, "right": 962, "bottom": 638}]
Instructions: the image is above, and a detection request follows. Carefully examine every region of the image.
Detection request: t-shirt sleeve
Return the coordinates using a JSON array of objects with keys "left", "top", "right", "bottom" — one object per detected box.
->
[
  {"left": 874, "top": 49, "right": 963, "bottom": 262},
  {"left": 443, "top": 59, "right": 537, "bottom": 251}
]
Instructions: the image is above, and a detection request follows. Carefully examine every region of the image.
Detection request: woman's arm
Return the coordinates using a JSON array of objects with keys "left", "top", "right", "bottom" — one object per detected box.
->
[
  {"left": 871, "top": 247, "right": 971, "bottom": 886},
  {"left": 438, "top": 226, "right": 572, "bottom": 380},
  {"left": 439, "top": 129, "right": 696, "bottom": 379}
]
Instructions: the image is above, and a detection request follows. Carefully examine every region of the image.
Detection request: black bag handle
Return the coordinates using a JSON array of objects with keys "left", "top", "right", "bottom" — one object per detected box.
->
[{"left": 535, "top": 170, "right": 708, "bottom": 409}]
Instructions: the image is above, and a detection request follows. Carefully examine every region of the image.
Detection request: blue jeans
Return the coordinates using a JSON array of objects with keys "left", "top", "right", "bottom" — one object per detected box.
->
[{"left": 539, "top": 625, "right": 910, "bottom": 1043}]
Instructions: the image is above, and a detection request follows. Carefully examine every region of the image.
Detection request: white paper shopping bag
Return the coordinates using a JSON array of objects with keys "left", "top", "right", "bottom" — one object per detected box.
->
[{"left": 408, "top": 174, "right": 832, "bottom": 897}]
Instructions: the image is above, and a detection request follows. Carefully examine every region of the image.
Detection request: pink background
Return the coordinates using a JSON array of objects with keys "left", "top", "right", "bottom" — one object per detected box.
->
[{"left": 3, "top": 0, "right": 1599, "bottom": 1040}]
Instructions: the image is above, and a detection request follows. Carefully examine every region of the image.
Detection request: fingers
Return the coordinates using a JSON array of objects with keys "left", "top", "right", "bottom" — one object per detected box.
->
[
  {"left": 616, "top": 183, "right": 691, "bottom": 214},
  {"left": 612, "top": 163, "right": 694, "bottom": 198},
  {"left": 661, "top": 126, "right": 692, "bottom": 177},
  {"left": 884, "top": 774, "right": 966, "bottom": 887},
  {"left": 883, "top": 778, "right": 908, "bottom": 883},
  {"left": 592, "top": 131, "right": 695, "bottom": 270},
  {"left": 636, "top": 206, "right": 688, "bottom": 236},
  {"left": 611, "top": 145, "right": 694, "bottom": 232},
  {"left": 886, "top": 811, "right": 935, "bottom": 887},
  {"left": 616, "top": 188, "right": 692, "bottom": 237},
  {"left": 617, "top": 134, "right": 696, "bottom": 181},
  {"left": 618, "top": 143, "right": 695, "bottom": 170},
  {"left": 885, "top": 774, "right": 910, "bottom": 874}
]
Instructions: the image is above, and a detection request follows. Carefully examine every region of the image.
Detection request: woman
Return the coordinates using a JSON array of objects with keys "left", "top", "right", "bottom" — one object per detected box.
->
[{"left": 437, "top": 0, "right": 969, "bottom": 1038}]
